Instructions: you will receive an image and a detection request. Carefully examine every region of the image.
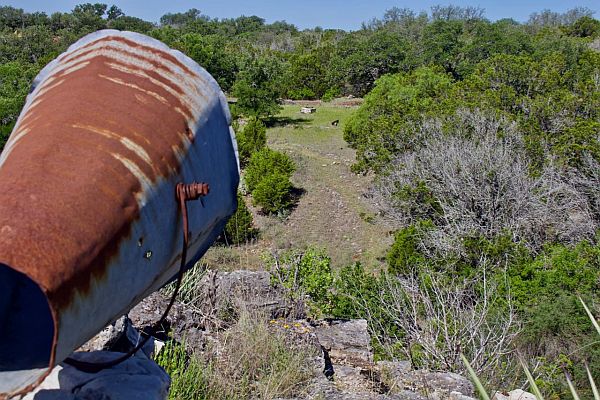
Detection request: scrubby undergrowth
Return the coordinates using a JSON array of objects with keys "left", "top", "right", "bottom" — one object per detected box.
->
[{"left": 156, "top": 303, "right": 316, "bottom": 400}]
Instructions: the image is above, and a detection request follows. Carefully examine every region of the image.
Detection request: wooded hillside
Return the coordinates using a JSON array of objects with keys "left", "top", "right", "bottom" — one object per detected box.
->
[{"left": 1, "top": 4, "right": 599, "bottom": 398}]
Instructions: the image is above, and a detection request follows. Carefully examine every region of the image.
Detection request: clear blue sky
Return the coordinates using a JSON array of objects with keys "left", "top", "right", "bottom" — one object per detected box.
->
[{"left": 3, "top": 0, "right": 599, "bottom": 30}]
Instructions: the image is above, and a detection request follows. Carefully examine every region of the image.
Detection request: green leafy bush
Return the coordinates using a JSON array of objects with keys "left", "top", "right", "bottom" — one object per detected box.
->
[
  {"left": 287, "top": 87, "right": 316, "bottom": 100},
  {"left": 155, "top": 342, "right": 213, "bottom": 400},
  {"left": 463, "top": 298, "right": 600, "bottom": 400},
  {"left": 332, "top": 263, "right": 405, "bottom": 359},
  {"left": 235, "top": 117, "right": 267, "bottom": 166},
  {"left": 244, "top": 148, "right": 296, "bottom": 214},
  {"left": 321, "top": 87, "right": 341, "bottom": 102},
  {"left": 245, "top": 148, "right": 295, "bottom": 192},
  {"left": 221, "top": 192, "right": 256, "bottom": 245},
  {"left": 507, "top": 241, "right": 600, "bottom": 313},
  {"left": 345, "top": 47, "right": 600, "bottom": 174},
  {"left": 236, "top": 117, "right": 267, "bottom": 167},
  {"left": 231, "top": 55, "right": 282, "bottom": 118},
  {"left": 331, "top": 262, "right": 378, "bottom": 319},
  {"left": 343, "top": 67, "right": 454, "bottom": 172},
  {"left": 562, "top": 16, "right": 600, "bottom": 37},
  {"left": 251, "top": 172, "right": 293, "bottom": 214},
  {"left": 269, "top": 247, "right": 335, "bottom": 317},
  {"left": 506, "top": 242, "right": 600, "bottom": 390},
  {"left": 384, "top": 229, "right": 600, "bottom": 393},
  {"left": 387, "top": 220, "right": 434, "bottom": 275},
  {"left": 389, "top": 181, "right": 442, "bottom": 223},
  {"left": 0, "top": 61, "right": 42, "bottom": 150},
  {"left": 282, "top": 49, "right": 333, "bottom": 100}
]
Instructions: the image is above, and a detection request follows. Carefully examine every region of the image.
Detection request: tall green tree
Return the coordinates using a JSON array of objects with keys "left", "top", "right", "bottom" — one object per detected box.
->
[
  {"left": 0, "top": 61, "right": 39, "bottom": 148},
  {"left": 173, "top": 33, "right": 237, "bottom": 91},
  {"left": 231, "top": 54, "right": 282, "bottom": 118}
]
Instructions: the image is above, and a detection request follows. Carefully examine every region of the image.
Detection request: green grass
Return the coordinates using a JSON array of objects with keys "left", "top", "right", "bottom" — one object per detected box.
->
[
  {"left": 212, "top": 103, "right": 393, "bottom": 271},
  {"left": 155, "top": 341, "right": 215, "bottom": 400}
]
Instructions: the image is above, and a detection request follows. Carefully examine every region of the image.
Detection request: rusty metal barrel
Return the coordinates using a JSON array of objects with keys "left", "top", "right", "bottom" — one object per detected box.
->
[{"left": 0, "top": 30, "right": 239, "bottom": 398}]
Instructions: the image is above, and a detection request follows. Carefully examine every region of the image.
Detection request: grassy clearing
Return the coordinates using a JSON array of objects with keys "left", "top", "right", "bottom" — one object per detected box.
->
[{"left": 202, "top": 102, "right": 393, "bottom": 271}]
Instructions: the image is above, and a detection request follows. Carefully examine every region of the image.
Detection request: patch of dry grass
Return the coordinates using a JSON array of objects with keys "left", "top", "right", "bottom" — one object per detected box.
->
[
  {"left": 207, "top": 305, "right": 316, "bottom": 399},
  {"left": 157, "top": 303, "right": 317, "bottom": 400}
]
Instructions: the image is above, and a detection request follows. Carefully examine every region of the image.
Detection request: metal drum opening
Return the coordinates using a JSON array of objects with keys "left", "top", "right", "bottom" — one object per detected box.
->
[{"left": 0, "top": 264, "right": 54, "bottom": 392}]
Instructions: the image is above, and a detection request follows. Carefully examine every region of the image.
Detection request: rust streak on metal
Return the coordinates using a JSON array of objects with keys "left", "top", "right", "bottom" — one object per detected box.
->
[
  {"left": 59, "top": 35, "right": 200, "bottom": 81},
  {"left": 72, "top": 123, "right": 155, "bottom": 170},
  {"left": 0, "top": 43, "right": 197, "bottom": 310},
  {"left": 55, "top": 40, "right": 209, "bottom": 109},
  {"left": 59, "top": 61, "right": 91, "bottom": 77},
  {"left": 103, "top": 62, "right": 198, "bottom": 116},
  {"left": 58, "top": 42, "right": 194, "bottom": 89},
  {"left": 48, "top": 48, "right": 192, "bottom": 109},
  {"left": 104, "top": 58, "right": 187, "bottom": 96},
  {"left": 35, "top": 78, "right": 67, "bottom": 100},
  {"left": 98, "top": 74, "right": 171, "bottom": 107},
  {"left": 40, "top": 42, "right": 205, "bottom": 128}
]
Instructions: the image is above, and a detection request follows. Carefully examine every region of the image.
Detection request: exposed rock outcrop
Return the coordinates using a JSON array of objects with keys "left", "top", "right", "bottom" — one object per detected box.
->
[
  {"left": 127, "top": 270, "right": 479, "bottom": 400},
  {"left": 306, "top": 318, "right": 476, "bottom": 400},
  {"left": 57, "top": 270, "right": 483, "bottom": 400},
  {"left": 314, "top": 319, "right": 373, "bottom": 365},
  {"left": 192, "top": 269, "right": 293, "bottom": 319}
]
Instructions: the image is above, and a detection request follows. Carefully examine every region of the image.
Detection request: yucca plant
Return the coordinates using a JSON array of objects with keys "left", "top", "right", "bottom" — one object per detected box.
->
[{"left": 462, "top": 297, "right": 599, "bottom": 400}]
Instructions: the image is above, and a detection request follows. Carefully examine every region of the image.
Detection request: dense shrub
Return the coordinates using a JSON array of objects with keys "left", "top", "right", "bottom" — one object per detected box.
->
[
  {"left": 330, "top": 260, "right": 519, "bottom": 372},
  {"left": 321, "top": 87, "right": 341, "bottom": 102},
  {"left": 503, "top": 242, "right": 600, "bottom": 395},
  {"left": 331, "top": 263, "right": 403, "bottom": 359},
  {"left": 563, "top": 15, "right": 600, "bottom": 37},
  {"left": 245, "top": 148, "right": 295, "bottom": 192},
  {"left": 375, "top": 110, "right": 598, "bottom": 254},
  {"left": 0, "top": 60, "right": 42, "bottom": 149},
  {"left": 331, "top": 262, "right": 379, "bottom": 320},
  {"left": 221, "top": 192, "right": 256, "bottom": 245},
  {"left": 349, "top": 40, "right": 600, "bottom": 392},
  {"left": 287, "top": 87, "right": 316, "bottom": 100},
  {"left": 343, "top": 67, "right": 454, "bottom": 172},
  {"left": 263, "top": 233, "right": 600, "bottom": 393},
  {"left": 346, "top": 49, "right": 600, "bottom": 173},
  {"left": 155, "top": 341, "right": 211, "bottom": 400},
  {"left": 386, "top": 220, "right": 433, "bottom": 275},
  {"left": 383, "top": 225, "right": 600, "bottom": 392},
  {"left": 251, "top": 172, "right": 294, "bottom": 214},
  {"left": 268, "top": 247, "right": 334, "bottom": 317},
  {"left": 235, "top": 117, "right": 266, "bottom": 166},
  {"left": 231, "top": 55, "right": 282, "bottom": 118},
  {"left": 244, "top": 148, "right": 296, "bottom": 214}
]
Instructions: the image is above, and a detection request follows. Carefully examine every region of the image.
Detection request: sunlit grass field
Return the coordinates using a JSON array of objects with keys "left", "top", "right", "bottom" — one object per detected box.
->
[{"left": 201, "top": 102, "right": 392, "bottom": 272}]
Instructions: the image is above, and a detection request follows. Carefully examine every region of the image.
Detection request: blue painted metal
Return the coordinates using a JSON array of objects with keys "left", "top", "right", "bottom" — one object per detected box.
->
[{"left": 0, "top": 30, "right": 239, "bottom": 398}]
